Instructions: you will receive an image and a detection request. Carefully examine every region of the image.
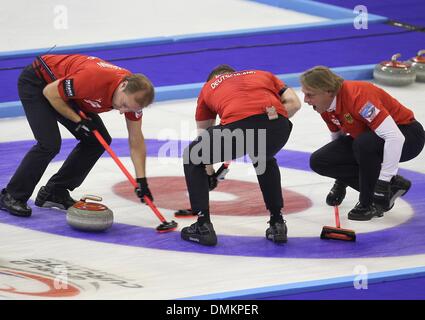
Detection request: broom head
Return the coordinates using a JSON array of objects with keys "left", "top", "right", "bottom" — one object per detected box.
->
[{"left": 320, "top": 225, "right": 356, "bottom": 242}]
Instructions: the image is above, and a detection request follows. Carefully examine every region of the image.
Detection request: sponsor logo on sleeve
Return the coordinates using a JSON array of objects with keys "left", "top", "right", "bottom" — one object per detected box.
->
[
  {"left": 63, "top": 79, "right": 75, "bottom": 97},
  {"left": 359, "top": 102, "right": 380, "bottom": 122}
]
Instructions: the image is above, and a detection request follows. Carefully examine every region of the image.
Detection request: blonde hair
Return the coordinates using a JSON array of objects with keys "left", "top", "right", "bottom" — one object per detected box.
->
[
  {"left": 300, "top": 66, "right": 344, "bottom": 94},
  {"left": 124, "top": 73, "right": 155, "bottom": 107}
]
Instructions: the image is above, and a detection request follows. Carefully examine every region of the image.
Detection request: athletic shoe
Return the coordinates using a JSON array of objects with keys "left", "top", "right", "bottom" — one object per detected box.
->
[
  {"left": 181, "top": 221, "right": 217, "bottom": 246},
  {"left": 266, "top": 221, "right": 288, "bottom": 243},
  {"left": 0, "top": 188, "right": 32, "bottom": 217},
  {"left": 326, "top": 180, "right": 347, "bottom": 206},
  {"left": 35, "top": 186, "right": 76, "bottom": 210},
  {"left": 174, "top": 208, "right": 197, "bottom": 218},
  {"left": 387, "top": 175, "right": 411, "bottom": 211},
  {"left": 348, "top": 202, "right": 383, "bottom": 221}
]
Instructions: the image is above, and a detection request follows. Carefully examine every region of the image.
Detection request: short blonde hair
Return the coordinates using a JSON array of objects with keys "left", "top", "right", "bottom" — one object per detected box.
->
[
  {"left": 124, "top": 73, "right": 155, "bottom": 107},
  {"left": 300, "top": 66, "right": 344, "bottom": 94}
]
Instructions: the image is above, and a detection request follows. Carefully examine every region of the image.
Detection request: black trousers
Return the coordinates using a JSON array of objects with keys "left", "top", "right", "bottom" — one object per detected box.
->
[
  {"left": 183, "top": 114, "right": 292, "bottom": 213},
  {"left": 6, "top": 65, "right": 111, "bottom": 202},
  {"left": 310, "top": 121, "right": 425, "bottom": 206}
]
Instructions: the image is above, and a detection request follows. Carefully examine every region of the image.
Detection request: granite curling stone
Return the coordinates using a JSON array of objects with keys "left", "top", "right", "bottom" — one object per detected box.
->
[
  {"left": 373, "top": 53, "right": 416, "bottom": 86},
  {"left": 67, "top": 195, "right": 113, "bottom": 232},
  {"left": 409, "top": 49, "right": 425, "bottom": 82}
]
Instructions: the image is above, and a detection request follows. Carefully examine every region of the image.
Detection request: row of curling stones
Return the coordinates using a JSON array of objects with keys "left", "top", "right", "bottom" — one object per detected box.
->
[
  {"left": 67, "top": 195, "right": 113, "bottom": 232},
  {"left": 374, "top": 50, "right": 425, "bottom": 86}
]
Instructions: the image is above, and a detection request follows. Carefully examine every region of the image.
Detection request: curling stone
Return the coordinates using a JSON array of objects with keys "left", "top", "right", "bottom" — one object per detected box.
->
[
  {"left": 373, "top": 53, "right": 416, "bottom": 86},
  {"left": 409, "top": 50, "right": 425, "bottom": 82},
  {"left": 67, "top": 195, "right": 113, "bottom": 232}
]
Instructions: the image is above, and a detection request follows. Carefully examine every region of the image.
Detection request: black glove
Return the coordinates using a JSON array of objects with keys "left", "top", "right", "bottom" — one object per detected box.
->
[
  {"left": 373, "top": 179, "right": 391, "bottom": 210},
  {"left": 208, "top": 173, "right": 218, "bottom": 191},
  {"left": 75, "top": 118, "right": 97, "bottom": 137},
  {"left": 135, "top": 177, "right": 153, "bottom": 203}
]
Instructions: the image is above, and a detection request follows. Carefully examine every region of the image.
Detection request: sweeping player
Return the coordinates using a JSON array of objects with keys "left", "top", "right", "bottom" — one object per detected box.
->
[
  {"left": 0, "top": 54, "right": 155, "bottom": 217},
  {"left": 300, "top": 66, "right": 425, "bottom": 220},
  {"left": 181, "top": 64, "right": 301, "bottom": 246}
]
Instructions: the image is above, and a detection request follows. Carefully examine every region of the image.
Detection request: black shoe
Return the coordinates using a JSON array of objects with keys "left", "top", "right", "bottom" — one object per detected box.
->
[
  {"left": 348, "top": 202, "right": 383, "bottom": 221},
  {"left": 326, "top": 180, "right": 347, "bottom": 206},
  {"left": 388, "top": 175, "right": 411, "bottom": 211},
  {"left": 0, "top": 188, "right": 32, "bottom": 217},
  {"left": 174, "top": 208, "right": 197, "bottom": 218},
  {"left": 35, "top": 186, "right": 77, "bottom": 210},
  {"left": 266, "top": 220, "right": 288, "bottom": 243},
  {"left": 181, "top": 221, "right": 217, "bottom": 246}
]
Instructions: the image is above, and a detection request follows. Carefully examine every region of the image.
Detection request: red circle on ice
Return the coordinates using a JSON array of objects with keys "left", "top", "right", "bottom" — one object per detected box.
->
[{"left": 113, "top": 176, "right": 312, "bottom": 216}]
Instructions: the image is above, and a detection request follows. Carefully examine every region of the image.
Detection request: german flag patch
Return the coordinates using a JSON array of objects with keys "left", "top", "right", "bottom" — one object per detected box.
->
[{"left": 344, "top": 113, "right": 354, "bottom": 124}]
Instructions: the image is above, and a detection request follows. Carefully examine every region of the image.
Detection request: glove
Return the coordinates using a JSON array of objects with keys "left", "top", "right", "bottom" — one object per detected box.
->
[
  {"left": 208, "top": 173, "right": 218, "bottom": 191},
  {"left": 75, "top": 118, "right": 97, "bottom": 137},
  {"left": 135, "top": 177, "right": 153, "bottom": 203},
  {"left": 373, "top": 179, "right": 391, "bottom": 210}
]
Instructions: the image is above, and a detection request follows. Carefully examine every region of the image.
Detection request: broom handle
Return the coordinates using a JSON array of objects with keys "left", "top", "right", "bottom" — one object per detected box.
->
[
  {"left": 78, "top": 111, "right": 167, "bottom": 223},
  {"left": 334, "top": 205, "right": 341, "bottom": 228}
]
